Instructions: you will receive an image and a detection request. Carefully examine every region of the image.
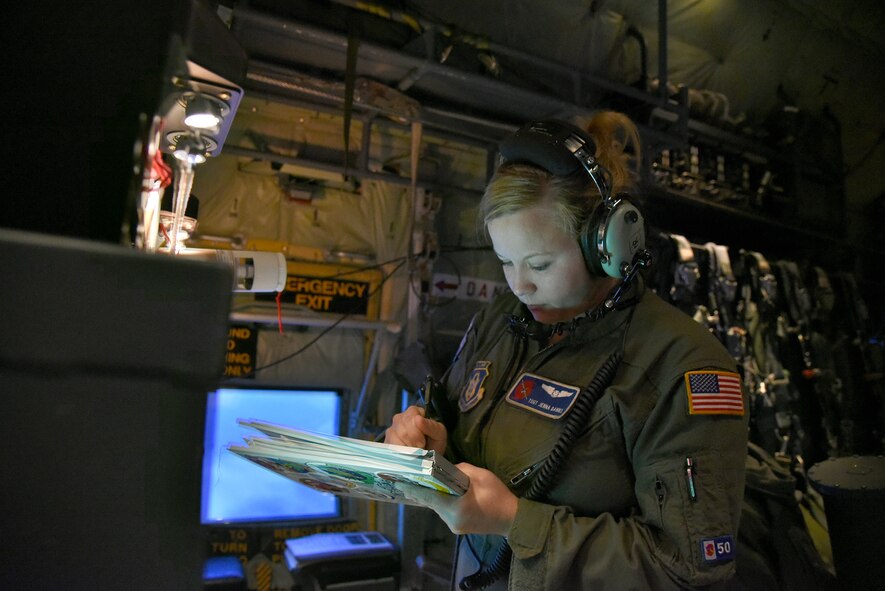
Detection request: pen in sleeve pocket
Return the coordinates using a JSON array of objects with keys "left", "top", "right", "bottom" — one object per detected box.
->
[{"left": 685, "top": 457, "right": 698, "bottom": 502}]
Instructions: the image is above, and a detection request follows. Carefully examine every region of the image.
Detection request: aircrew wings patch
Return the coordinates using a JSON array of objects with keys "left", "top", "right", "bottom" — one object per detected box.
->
[
  {"left": 685, "top": 370, "right": 744, "bottom": 416},
  {"left": 505, "top": 373, "right": 580, "bottom": 419}
]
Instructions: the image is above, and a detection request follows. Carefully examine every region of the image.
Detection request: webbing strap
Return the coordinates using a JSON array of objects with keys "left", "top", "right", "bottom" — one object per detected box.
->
[{"left": 343, "top": 30, "right": 360, "bottom": 178}]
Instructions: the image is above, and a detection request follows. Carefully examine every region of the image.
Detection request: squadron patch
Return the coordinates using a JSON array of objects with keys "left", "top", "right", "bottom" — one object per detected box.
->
[
  {"left": 459, "top": 361, "right": 490, "bottom": 412},
  {"left": 699, "top": 535, "right": 735, "bottom": 564},
  {"left": 505, "top": 373, "right": 580, "bottom": 419},
  {"left": 685, "top": 371, "right": 744, "bottom": 416}
]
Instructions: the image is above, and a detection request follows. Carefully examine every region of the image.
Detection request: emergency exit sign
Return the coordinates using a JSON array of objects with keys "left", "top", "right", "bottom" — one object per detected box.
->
[{"left": 257, "top": 275, "right": 371, "bottom": 314}]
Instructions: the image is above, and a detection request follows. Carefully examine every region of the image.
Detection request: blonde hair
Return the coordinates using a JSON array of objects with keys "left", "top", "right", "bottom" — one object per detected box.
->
[{"left": 478, "top": 111, "right": 641, "bottom": 240}]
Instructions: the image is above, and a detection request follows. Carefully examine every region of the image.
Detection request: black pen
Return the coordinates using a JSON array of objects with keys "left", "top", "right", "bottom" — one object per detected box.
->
[
  {"left": 417, "top": 374, "right": 437, "bottom": 421},
  {"left": 685, "top": 457, "right": 698, "bottom": 502}
]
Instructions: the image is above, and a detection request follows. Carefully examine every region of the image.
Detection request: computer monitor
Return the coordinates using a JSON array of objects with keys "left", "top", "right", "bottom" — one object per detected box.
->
[{"left": 201, "top": 384, "right": 346, "bottom": 525}]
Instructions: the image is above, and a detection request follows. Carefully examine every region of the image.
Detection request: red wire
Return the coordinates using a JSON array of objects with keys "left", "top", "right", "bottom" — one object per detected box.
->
[{"left": 275, "top": 290, "right": 284, "bottom": 334}]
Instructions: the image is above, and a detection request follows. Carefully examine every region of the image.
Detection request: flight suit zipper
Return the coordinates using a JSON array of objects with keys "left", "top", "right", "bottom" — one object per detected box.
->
[
  {"left": 655, "top": 477, "right": 666, "bottom": 523},
  {"left": 504, "top": 345, "right": 594, "bottom": 490},
  {"left": 509, "top": 461, "right": 542, "bottom": 487},
  {"left": 476, "top": 335, "right": 528, "bottom": 467},
  {"left": 494, "top": 337, "right": 608, "bottom": 487}
]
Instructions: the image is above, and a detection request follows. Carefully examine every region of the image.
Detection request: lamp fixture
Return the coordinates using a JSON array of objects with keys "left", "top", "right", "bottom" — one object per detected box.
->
[
  {"left": 172, "top": 134, "right": 209, "bottom": 164},
  {"left": 182, "top": 92, "right": 229, "bottom": 130}
]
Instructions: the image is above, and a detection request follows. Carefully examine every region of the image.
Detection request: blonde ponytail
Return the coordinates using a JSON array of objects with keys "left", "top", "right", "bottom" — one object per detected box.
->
[{"left": 580, "top": 111, "right": 642, "bottom": 195}]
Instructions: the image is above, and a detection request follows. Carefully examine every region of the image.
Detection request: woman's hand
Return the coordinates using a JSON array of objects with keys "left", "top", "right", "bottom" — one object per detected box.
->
[
  {"left": 398, "top": 462, "right": 518, "bottom": 536},
  {"left": 384, "top": 405, "right": 448, "bottom": 455}
]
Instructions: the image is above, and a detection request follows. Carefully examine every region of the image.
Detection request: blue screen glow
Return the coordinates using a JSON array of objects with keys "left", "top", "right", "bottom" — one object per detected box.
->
[{"left": 201, "top": 387, "right": 343, "bottom": 525}]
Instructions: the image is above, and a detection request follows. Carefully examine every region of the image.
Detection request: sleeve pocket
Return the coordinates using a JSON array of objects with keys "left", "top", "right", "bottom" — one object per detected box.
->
[{"left": 639, "top": 450, "right": 738, "bottom": 585}]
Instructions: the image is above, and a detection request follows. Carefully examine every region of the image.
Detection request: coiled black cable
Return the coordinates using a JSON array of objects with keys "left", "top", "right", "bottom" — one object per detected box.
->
[{"left": 458, "top": 351, "right": 623, "bottom": 590}]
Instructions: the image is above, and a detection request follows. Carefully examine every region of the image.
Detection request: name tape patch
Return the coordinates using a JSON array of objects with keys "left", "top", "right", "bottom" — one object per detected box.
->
[
  {"left": 685, "top": 370, "right": 744, "bottom": 416},
  {"left": 505, "top": 373, "right": 580, "bottom": 419}
]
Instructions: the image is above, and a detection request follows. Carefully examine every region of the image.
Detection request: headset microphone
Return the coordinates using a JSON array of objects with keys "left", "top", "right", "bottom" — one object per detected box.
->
[
  {"left": 505, "top": 248, "right": 651, "bottom": 341},
  {"left": 499, "top": 120, "right": 648, "bottom": 279}
]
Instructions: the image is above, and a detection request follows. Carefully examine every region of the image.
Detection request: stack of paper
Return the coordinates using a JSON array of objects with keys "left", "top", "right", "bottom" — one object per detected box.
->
[{"left": 228, "top": 419, "right": 468, "bottom": 506}]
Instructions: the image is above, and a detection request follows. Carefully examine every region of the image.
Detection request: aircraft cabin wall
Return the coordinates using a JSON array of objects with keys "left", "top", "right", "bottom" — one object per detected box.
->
[{"left": 2, "top": 1, "right": 884, "bottom": 590}]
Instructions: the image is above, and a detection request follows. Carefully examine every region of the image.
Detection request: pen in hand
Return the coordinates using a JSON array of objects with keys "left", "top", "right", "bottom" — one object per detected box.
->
[{"left": 417, "top": 374, "right": 440, "bottom": 421}]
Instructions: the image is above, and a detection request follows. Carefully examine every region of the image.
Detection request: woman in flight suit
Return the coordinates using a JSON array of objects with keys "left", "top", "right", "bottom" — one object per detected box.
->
[{"left": 385, "top": 111, "right": 748, "bottom": 590}]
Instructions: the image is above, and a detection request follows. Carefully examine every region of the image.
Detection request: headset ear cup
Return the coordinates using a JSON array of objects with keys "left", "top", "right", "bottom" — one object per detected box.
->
[
  {"left": 581, "top": 196, "right": 647, "bottom": 278},
  {"left": 579, "top": 204, "right": 607, "bottom": 277},
  {"left": 601, "top": 199, "right": 646, "bottom": 278}
]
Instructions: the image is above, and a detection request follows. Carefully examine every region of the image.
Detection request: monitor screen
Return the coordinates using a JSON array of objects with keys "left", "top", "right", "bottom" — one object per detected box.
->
[{"left": 201, "top": 384, "right": 344, "bottom": 525}]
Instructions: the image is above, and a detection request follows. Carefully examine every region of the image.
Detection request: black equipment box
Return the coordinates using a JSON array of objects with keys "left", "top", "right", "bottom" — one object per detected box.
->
[
  {"left": 0, "top": 229, "right": 233, "bottom": 590},
  {"left": 809, "top": 455, "right": 885, "bottom": 589}
]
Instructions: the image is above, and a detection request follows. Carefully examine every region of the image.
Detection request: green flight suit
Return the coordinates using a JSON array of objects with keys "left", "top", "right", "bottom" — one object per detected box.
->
[{"left": 436, "top": 283, "right": 748, "bottom": 590}]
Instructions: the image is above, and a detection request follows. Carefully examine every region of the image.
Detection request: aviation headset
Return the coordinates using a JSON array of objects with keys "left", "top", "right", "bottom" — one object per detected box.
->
[{"left": 498, "top": 119, "right": 647, "bottom": 279}]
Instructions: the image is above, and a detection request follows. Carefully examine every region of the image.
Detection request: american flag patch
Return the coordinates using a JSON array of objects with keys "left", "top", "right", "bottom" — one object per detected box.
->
[{"left": 685, "top": 371, "right": 744, "bottom": 416}]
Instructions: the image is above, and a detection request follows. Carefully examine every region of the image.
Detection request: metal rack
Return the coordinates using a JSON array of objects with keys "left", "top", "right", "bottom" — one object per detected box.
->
[{"left": 226, "top": 3, "right": 843, "bottom": 237}]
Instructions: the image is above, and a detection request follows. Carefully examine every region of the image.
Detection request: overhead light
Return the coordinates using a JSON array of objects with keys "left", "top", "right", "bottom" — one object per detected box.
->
[
  {"left": 184, "top": 93, "right": 223, "bottom": 129},
  {"left": 172, "top": 134, "right": 209, "bottom": 164},
  {"left": 173, "top": 148, "right": 207, "bottom": 165}
]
